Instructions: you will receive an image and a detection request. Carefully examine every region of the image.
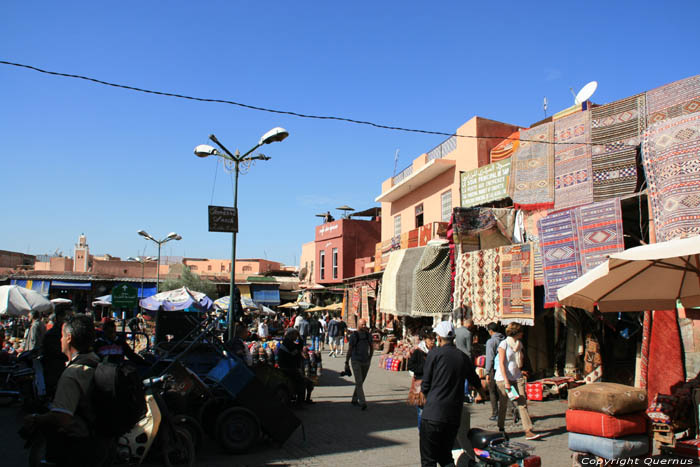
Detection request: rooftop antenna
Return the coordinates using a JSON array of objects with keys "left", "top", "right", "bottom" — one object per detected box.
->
[
  {"left": 574, "top": 81, "right": 598, "bottom": 105},
  {"left": 543, "top": 96, "right": 548, "bottom": 118},
  {"left": 392, "top": 149, "right": 400, "bottom": 177}
]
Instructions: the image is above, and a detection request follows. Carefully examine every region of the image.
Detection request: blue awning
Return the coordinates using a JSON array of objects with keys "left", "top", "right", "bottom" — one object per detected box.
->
[
  {"left": 51, "top": 280, "right": 92, "bottom": 290},
  {"left": 251, "top": 285, "right": 280, "bottom": 305},
  {"left": 136, "top": 285, "right": 157, "bottom": 298},
  {"left": 10, "top": 279, "right": 51, "bottom": 296}
]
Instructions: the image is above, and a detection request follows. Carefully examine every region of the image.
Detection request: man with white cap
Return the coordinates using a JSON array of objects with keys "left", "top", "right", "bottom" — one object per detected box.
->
[{"left": 420, "top": 321, "right": 483, "bottom": 467}]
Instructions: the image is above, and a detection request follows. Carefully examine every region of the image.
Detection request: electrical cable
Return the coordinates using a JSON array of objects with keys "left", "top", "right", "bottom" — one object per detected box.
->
[{"left": 1, "top": 59, "right": 635, "bottom": 148}]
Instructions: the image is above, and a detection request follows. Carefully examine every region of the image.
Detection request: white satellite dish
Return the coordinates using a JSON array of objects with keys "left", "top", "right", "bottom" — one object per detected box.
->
[{"left": 575, "top": 81, "right": 598, "bottom": 104}]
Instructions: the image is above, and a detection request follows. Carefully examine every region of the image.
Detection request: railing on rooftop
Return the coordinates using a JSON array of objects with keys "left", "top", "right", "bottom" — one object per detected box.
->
[
  {"left": 392, "top": 164, "right": 413, "bottom": 185},
  {"left": 426, "top": 135, "right": 457, "bottom": 162}
]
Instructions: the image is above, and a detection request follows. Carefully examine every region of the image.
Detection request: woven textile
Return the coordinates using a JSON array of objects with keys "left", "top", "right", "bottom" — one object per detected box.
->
[
  {"left": 642, "top": 113, "right": 700, "bottom": 242},
  {"left": 646, "top": 75, "right": 700, "bottom": 125},
  {"left": 499, "top": 243, "right": 534, "bottom": 325},
  {"left": 454, "top": 248, "right": 501, "bottom": 326},
  {"left": 639, "top": 311, "right": 651, "bottom": 389},
  {"left": 575, "top": 198, "right": 624, "bottom": 273},
  {"left": 523, "top": 210, "right": 548, "bottom": 286},
  {"left": 510, "top": 122, "right": 555, "bottom": 210},
  {"left": 379, "top": 250, "right": 405, "bottom": 315},
  {"left": 554, "top": 111, "right": 593, "bottom": 210},
  {"left": 539, "top": 208, "right": 582, "bottom": 307},
  {"left": 490, "top": 131, "right": 520, "bottom": 162},
  {"left": 411, "top": 243, "right": 452, "bottom": 316},
  {"left": 591, "top": 93, "right": 647, "bottom": 201}
]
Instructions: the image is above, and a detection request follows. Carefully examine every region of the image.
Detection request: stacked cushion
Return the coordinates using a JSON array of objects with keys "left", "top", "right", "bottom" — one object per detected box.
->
[
  {"left": 566, "top": 410, "right": 647, "bottom": 438},
  {"left": 568, "top": 433, "right": 649, "bottom": 459},
  {"left": 568, "top": 382, "right": 647, "bottom": 415}
]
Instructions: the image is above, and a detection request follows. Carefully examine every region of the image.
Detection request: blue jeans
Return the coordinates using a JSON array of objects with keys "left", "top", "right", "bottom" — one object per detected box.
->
[
  {"left": 417, "top": 406, "right": 423, "bottom": 429},
  {"left": 311, "top": 336, "right": 320, "bottom": 350},
  {"left": 464, "top": 378, "right": 469, "bottom": 396}
]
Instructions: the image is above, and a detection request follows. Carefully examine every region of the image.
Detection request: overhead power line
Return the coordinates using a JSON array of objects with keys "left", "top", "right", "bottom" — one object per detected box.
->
[{"left": 1, "top": 60, "right": 633, "bottom": 148}]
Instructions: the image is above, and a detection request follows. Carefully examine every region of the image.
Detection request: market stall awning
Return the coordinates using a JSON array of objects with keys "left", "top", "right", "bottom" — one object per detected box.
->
[
  {"left": 139, "top": 286, "right": 213, "bottom": 311},
  {"left": 10, "top": 279, "right": 50, "bottom": 296},
  {"left": 251, "top": 285, "right": 280, "bottom": 305},
  {"left": 558, "top": 235, "right": 700, "bottom": 312},
  {"left": 50, "top": 280, "right": 92, "bottom": 290}
]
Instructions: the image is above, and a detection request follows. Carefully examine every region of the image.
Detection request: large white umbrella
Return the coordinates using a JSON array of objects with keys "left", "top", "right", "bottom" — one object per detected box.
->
[
  {"left": 0, "top": 285, "right": 53, "bottom": 317},
  {"left": 558, "top": 235, "right": 700, "bottom": 312}
]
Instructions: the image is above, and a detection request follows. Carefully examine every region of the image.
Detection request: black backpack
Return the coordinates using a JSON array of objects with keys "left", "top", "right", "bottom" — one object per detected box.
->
[{"left": 77, "top": 356, "right": 147, "bottom": 437}]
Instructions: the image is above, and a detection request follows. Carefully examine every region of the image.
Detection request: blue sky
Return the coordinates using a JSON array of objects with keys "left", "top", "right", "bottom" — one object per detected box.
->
[{"left": 1, "top": 1, "right": 698, "bottom": 266}]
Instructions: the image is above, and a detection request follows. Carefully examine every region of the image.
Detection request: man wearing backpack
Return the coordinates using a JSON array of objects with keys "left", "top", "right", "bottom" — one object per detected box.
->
[
  {"left": 346, "top": 319, "right": 373, "bottom": 410},
  {"left": 22, "top": 314, "right": 108, "bottom": 467}
]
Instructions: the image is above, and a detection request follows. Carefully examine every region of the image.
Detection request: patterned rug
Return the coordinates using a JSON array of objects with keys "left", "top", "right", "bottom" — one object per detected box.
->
[
  {"left": 554, "top": 110, "right": 594, "bottom": 210},
  {"left": 454, "top": 248, "right": 501, "bottom": 325},
  {"left": 591, "top": 93, "right": 646, "bottom": 201},
  {"left": 510, "top": 122, "right": 556, "bottom": 210},
  {"left": 642, "top": 113, "right": 700, "bottom": 242},
  {"left": 523, "top": 210, "right": 548, "bottom": 286},
  {"left": 575, "top": 198, "right": 625, "bottom": 274},
  {"left": 411, "top": 243, "right": 452, "bottom": 316},
  {"left": 379, "top": 250, "right": 406, "bottom": 316},
  {"left": 647, "top": 310, "right": 685, "bottom": 405},
  {"left": 639, "top": 310, "right": 651, "bottom": 389},
  {"left": 499, "top": 243, "right": 535, "bottom": 325},
  {"left": 539, "top": 208, "right": 582, "bottom": 307},
  {"left": 646, "top": 75, "right": 700, "bottom": 125},
  {"left": 490, "top": 131, "right": 520, "bottom": 162}
]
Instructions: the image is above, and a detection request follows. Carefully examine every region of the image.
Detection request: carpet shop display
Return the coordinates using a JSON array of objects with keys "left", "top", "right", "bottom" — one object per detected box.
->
[
  {"left": 522, "top": 209, "right": 548, "bottom": 286},
  {"left": 411, "top": 242, "right": 452, "bottom": 316},
  {"left": 553, "top": 110, "right": 594, "bottom": 211},
  {"left": 453, "top": 247, "right": 501, "bottom": 326},
  {"left": 646, "top": 309, "right": 685, "bottom": 408},
  {"left": 642, "top": 113, "right": 700, "bottom": 242},
  {"left": 498, "top": 243, "right": 535, "bottom": 326},
  {"left": 379, "top": 248, "right": 425, "bottom": 316},
  {"left": 510, "top": 122, "right": 556, "bottom": 210},
  {"left": 575, "top": 198, "right": 625, "bottom": 274},
  {"left": 646, "top": 74, "right": 700, "bottom": 125},
  {"left": 590, "top": 93, "right": 647, "bottom": 201}
]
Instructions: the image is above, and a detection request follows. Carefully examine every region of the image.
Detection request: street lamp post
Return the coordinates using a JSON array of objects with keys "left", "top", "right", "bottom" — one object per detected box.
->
[
  {"left": 194, "top": 127, "right": 289, "bottom": 341},
  {"left": 127, "top": 256, "right": 155, "bottom": 299},
  {"left": 136, "top": 231, "right": 182, "bottom": 293}
]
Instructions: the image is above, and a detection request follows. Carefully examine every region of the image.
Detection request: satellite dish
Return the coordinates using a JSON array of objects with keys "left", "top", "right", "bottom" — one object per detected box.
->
[{"left": 575, "top": 81, "right": 598, "bottom": 104}]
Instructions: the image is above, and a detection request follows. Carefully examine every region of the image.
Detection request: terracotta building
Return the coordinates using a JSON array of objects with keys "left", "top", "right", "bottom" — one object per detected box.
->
[{"left": 314, "top": 218, "right": 381, "bottom": 285}]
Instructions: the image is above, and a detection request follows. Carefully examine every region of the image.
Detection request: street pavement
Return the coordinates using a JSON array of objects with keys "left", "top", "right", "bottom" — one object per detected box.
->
[
  {"left": 0, "top": 351, "right": 570, "bottom": 466},
  {"left": 199, "top": 350, "right": 570, "bottom": 467}
]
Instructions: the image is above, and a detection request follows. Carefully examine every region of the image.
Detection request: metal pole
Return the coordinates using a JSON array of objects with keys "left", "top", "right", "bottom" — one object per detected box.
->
[
  {"left": 157, "top": 242, "right": 162, "bottom": 293},
  {"left": 228, "top": 160, "right": 240, "bottom": 342},
  {"left": 141, "top": 261, "right": 145, "bottom": 300}
]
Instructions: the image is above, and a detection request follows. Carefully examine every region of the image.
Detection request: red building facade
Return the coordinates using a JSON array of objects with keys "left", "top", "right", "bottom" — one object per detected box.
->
[{"left": 314, "top": 218, "right": 381, "bottom": 285}]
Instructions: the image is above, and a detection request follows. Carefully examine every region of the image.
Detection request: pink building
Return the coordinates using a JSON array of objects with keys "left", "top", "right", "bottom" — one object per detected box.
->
[
  {"left": 376, "top": 116, "right": 519, "bottom": 243},
  {"left": 314, "top": 218, "right": 381, "bottom": 285}
]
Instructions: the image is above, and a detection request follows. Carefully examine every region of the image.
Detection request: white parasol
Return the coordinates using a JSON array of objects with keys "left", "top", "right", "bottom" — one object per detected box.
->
[{"left": 0, "top": 285, "right": 53, "bottom": 317}]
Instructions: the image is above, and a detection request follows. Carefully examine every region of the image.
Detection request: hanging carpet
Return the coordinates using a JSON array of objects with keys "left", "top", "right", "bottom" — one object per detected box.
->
[
  {"left": 510, "top": 122, "right": 556, "bottom": 210},
  {"left": 642, "top": 113, "right": 700, "bottom": 242},
  {"left": 647, "top": 309, "right": 685, "bottom": 405},
  {"left": 583, "top": 333, "right": 603, "bottom": 384},
  {"left": 554, "top": 110, "right": 594, "bottom": 211},
  {"left": 411, "top": 243, "right": 452, "bottom": 316},
  {"left": 646, "top": 74, "right": 700, "bottom": 125},
  {"left": 539, "top": 208, "right": 582, "bottom": 308},
  {"left": 379, "top": 248, "right": 425, "bottom": 316},
  {"left": 490, "top": 131, "right": 520, "bottom": 162},
  {"left": 454, "top": 248, "right": 501, "bottom": 326},
  {"left": 499, "top": 243, "right": 535, "bottom": 325},
  {"left": 523, "top": 209, "right": 548, "bottom": 286},
  {"left": 575, "top": 198, "right": 625, "bottom": 274},
  {"left": 379, "top": 249, "right": 406, "bottom": 315},
  {"left": 591, "top": 93, "right": 647, "bottom": 201},
  {"left": 639, "top": 310, "right": 651, "bottom": 389}
]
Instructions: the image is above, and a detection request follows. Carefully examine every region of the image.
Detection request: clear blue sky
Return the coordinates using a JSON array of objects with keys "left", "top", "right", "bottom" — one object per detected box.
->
[{"left": 2, "top": 1, "right": 698, "bottom": 266}]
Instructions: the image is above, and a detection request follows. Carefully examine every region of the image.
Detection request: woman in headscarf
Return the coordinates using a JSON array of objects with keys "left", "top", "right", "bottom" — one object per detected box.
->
[
  {"left": 407, "top": 327, "right": 435, "bottom": 428},
  {"left": 277, "top": 328, "right": 314, "bottom": 406},
  {"left": 495, "top": 323, "right": 541, "bottom": 440}
]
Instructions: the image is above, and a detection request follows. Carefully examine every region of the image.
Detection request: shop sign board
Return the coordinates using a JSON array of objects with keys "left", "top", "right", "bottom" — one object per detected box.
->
[
  {"left": 112, "top": 283, "right": 138, "bottom": 308},
  {"left": 208, "top": 205, "right": 238, "bottom": 233},
  {"left": 460, "top": 159, "right": 511, "bottom": 208}
]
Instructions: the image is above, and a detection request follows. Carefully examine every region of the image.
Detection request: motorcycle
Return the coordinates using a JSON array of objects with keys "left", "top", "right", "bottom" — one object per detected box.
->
[
  {"left": 25, "top": 374, "right": 195, "bottom": 467},
  {"left": 456, "top": 428, "right": 541, "bottom": 467},
  {"left": 0, "top": 349, "right": 46, "bottom": 411}
]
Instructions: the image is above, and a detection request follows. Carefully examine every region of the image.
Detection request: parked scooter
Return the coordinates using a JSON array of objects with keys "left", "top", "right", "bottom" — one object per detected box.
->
[
  {"left": 25, "top": 374, "right": 195, "bottom": 467},
  {"left": 456, "top": 428, "right": 541, "bottom": 467},
  {"left": 0, "top": 349, "right": 46, "bottom": 411}
]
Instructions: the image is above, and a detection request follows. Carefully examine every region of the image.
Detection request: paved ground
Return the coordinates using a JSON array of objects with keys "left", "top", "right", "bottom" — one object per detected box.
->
[
  {"left": 0, "top": 352, "right": 570, "bottom": 467},
  {"left": 199, "top": 352, "right": 570, "bottom": 466}
]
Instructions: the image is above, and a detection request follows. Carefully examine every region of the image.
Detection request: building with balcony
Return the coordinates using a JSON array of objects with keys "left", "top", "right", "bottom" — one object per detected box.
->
[{"left": 376, "top": 117, "right": 519, "bottom": 245}]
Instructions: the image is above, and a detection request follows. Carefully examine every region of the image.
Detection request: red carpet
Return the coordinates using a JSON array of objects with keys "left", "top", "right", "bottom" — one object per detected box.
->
[{"left": 647, "top": 309, "right": 685, "bottom": 403}]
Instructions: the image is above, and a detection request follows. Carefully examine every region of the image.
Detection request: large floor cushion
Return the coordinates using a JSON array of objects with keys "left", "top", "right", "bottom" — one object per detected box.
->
[
  {"left": 566, "top": 409, "right": 648, "bottom": 438},
  {"left": 568, "top": 383, "right": 647, "bottom": 415},
  {"left": 568, "top": 432, "right": 649, "bottom": 460}
]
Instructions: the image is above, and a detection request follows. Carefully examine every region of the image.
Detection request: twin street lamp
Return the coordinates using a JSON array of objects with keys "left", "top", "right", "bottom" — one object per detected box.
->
[
  {"left": 193, "top": 127, "right": 289, "bottom": 341},
  {"left": 126, "top": 256, "right": 155, "bottom": 299},
  {"left": 137, "top": 231, "right": 182, "bottom": 293}
]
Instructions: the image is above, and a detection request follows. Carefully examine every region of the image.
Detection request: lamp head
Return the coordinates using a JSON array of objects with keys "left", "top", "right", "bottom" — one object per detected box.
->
[
  {"left": 166, "top": 232, "right": 179, "bottom": 240},
  {"left": 194, "top": 144, "right": 218, "bottom": 158},
  {"left": 137, "top": 230, "right": 152, "bottom": 239},
  {"left": 127, "top": 256, "right": 137, "bottom": 261},
  {"left": 259, "top": 127, "right": 289, "bottom": 146}
]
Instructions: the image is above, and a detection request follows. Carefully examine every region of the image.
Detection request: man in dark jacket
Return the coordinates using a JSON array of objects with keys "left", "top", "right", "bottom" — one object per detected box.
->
[
  {"left": 420, "top": 321, "right": 483, "bottom": 467},
  {"left": 484, "top": 322, "right": 505, "bottom": 421},
  {"left": 346, "top": 319, "right": 373, "bottom": 410},
  {"left": 277, "top": 328, "right": 314, "bottom": 405},
  {"left": 308, "top": 314, "right": 322, "bottom": 351}
]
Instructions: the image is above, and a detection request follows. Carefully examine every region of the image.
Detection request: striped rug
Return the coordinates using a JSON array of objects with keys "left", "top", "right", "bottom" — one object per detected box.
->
[
  {"left": 490, "top": 131, "right": 520, "bottom": 162},
  {"left": 523, "top": 209, "right": 548, "bottom": 286},
  {"left": 510, "top": 123, "right": 556, "bottom": 210},
  {"left": 499, "top": 243, "right": 534, "bottom": 325},
  {"left": 539, "top": 208, "right": 582, "bottom": 308},
  {"left": 591, "top": 93, "right": 646, "bottom": 201},
  {"left": 575, "top": 198, "right": 624, "bottom": 274},
  {"left": 554, "top": 110, "right": 593, "bottom": 210},
  {"left": 454, "top": 248, "right": 501, "bottom": 325}
]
